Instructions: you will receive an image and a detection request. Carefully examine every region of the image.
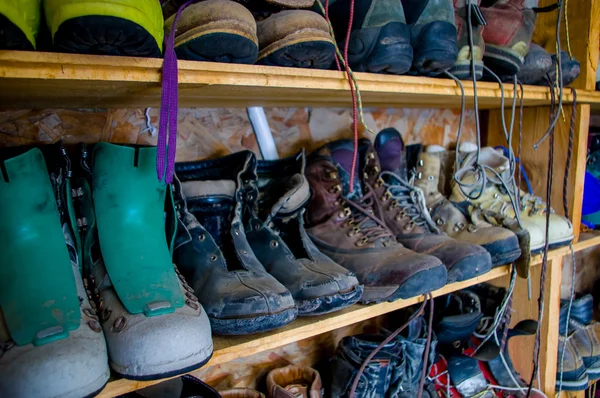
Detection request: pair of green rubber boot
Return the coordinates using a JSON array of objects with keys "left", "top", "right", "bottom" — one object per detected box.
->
[
  {"left": 0, "top": 143, "right": 213, "bottom": 398},
  {"left": 0, "top": 0, "right": 164, "bottom": 55}
]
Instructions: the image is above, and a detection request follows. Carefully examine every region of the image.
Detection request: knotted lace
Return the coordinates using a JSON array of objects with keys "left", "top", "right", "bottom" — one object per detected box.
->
[{"left": 339, "top": 186, "right": 394, "bottom": 244}]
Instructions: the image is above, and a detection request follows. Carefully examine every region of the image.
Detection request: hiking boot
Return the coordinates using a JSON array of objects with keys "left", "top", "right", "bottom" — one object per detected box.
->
[
  {"left": 0, "top": 146, "right": 110, "bottom": 398},
  {"left": 401, "top": 0, "right": 458, "bottom": 76},
  {"left": 373, "top": 129, "right": 492, "bottom": 283},
  {"left": 410, "top": 145, "right": 521, "bottom": 267},
  {"left": 221, "top": 389, "right": 266, "bottom": 398},
  {"left": 256, "top": 10, "right": 335, "bottom": 69},
  {"left": 449, "top": 0, "right": 485, "bottom": 80},
  {"left": 556, "top": 333, "right": 589, "bottom": 391},
  {"left": 560, "top": 295, "right": 600, "bottom": 382},
  {"left": 174, "top": 151, "right": 297, "bottom": 334},
  {"left": 124, "top": 374, "right": 221, "bottom": 398},
  {"left": 480, "top": 0, "right": 538, "bottom": 75},
  {"left": 305, "top": 140, "right": 447, "bottom": 303},
  {"left": 247, "top": 152, "right": 363, "bottom": 316},
  {"left": 266, "top": 365, "right": 323, "bottom": 398},
  {"left": 450, "top": 146, "right": 574, "bottom": 254},
  {"left": 516, "top": 43, "right": 552, "bottom": 84},
  {"left": 165, "top": 0, "right": 259, "bottom": 64},
  {"left": 78, "top": 143, "right": 213, "bottom": 379},
  {"left": 326, "top": 0, "right": 413, "bottom": 74},
  {"left": 0, "top": 0, "right": 40, "bottom": 50},
  {"left": 44, "top": 0, "right": 164, "bottom": 56}
]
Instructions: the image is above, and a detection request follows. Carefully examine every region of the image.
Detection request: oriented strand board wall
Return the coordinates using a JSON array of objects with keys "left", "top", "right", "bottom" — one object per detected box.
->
[{"left": 0, "top": 108, "right": 477, "bottom": 158}]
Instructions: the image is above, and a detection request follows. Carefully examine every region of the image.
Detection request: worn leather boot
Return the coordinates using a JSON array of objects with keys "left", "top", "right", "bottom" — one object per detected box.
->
[
  {"left": 449, "top": 0, "right": 485, "bottom": 80},
  {"left": 247, "top": 152, "right": 363, "bottom": 316},
  {"left": 174, "top": 151, "right": 297, "bottom": 335},
  {"left": 449, "top": 146, "right": 574, "bottom": 254},
  {"left": 266, "top": 365, "right": 323, "bottom": 398},
  {"left": 305, "top": 139, "right": 447, "bottom": 303},
  {"left": 400, "top": 0, "right": 458, "bottom": 76},
  {"left": 480, "top": 0, "right": 537, "bottom": 74},
  {"left": 0, "top": 145, "right": 110, "bottom": 398},
  {"left": 410, "top": 145, "right": 521, "bottom": 267},
  {"left": 373, "top": 129, "right": 492, "bottom": 283}
]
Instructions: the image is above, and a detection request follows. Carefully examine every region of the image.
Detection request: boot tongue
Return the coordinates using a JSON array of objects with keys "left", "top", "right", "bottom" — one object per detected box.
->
[
  {"left": 329, "top": 141, "right": 363, "bottom": 200},
  {"left": 375, "top": 128, "right": 408, "bottom": 180},
  {"left": 181, "top": 180, "right": 236, "bottom": 199}
]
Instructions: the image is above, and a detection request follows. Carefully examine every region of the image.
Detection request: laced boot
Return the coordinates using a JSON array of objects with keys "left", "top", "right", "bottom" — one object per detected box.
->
[
  {"left": 325, "top": 0, "right": 413, "bottom": 74},
  {"left": 449, "top": 0, "right": 485, "bottom": 80},
  {"left": 305, "top": 139, "right": 447, "bottom": 303},
  {"left": 479, "top": 0, "right": 538, "bottom": 75},
  {"left": 266, "top": 365, "right": 323, "bottom": 398},
  {"left": 174, "top": 151, "right": 297, "bottom": 335},
  {"left": 400, "top": 0, "right": 458, "bottom": 76},
  {"left": 0, "top": 145, "right": 110, "bottom": 398},
  {"left": 450, "top": 146, "right": 574, "bottom": 254},
  {"left": 0, "top": 0, "right": 40, "bottom": 50},
  {"left": 373, "top": 129, "right": 492, "bottom": 283},
  {"left": 409, "top": 144, "right": 521, "bottom": 267},
  {"left": 76, "top": 143, "right": 213, "bottom": 379},
  {"left": 246, "top": 152, "right": 363, "bottom": 316}
]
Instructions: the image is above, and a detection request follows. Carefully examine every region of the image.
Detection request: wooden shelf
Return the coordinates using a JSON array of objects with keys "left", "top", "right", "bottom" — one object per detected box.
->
[{"left": 0, "top": 51, "right": 593, "bottom": 110}]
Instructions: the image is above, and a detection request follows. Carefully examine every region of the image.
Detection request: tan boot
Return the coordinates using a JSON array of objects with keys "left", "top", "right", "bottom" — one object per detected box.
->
[{"left": 266, "top": 365, "right": 323, "bottom": 398}]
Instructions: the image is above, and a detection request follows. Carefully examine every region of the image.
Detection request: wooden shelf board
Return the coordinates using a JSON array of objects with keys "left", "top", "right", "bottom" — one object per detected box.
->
[{"left": 0, "top": 51, "right": 591, "bottom": 110}]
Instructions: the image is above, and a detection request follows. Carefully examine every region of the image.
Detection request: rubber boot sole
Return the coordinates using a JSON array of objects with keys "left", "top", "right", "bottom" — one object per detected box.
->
[
  {"left": 449, "top": 59, "right": 484, "bottom": 80},
  {"left": 296, "top": 284, "right": 364, "bottom": 316},
  {"left": 360, "top": 264, "right": 447, "bottom": 304},
  {"left": 481, "top": 236, "right": 522, "bottom": 267},
  {"left": 53, "top": 15, "right": 161, "bottom": 57},
  {"left": 346, "top": 22, "right": 413, "bottom": 75},
  {"left": 257, "top": 31, "right": 335, "bottom": 69},
  {"left": 210, "top": 307, "right": 297, "bottom": 335},
  {"left": 175, "top": 29, "right": 258, "bottom": 64},
  {"left": 446, "top": 252, "right": 493, "bottom": 283},
  {"left": 530, "top": 236, "right": 574, "bottom": 255},
  {"left": 112, "top": 351, "right": 213, "bottom": 381},
  {"left": 0, "top": 14, "right": 34, "bottom": 51},
  {"left": 483, "top": 44, "right": 523, "bottom": 75},
  {"left": 555, "top": 375, "right": 589, "bottom": 392},
  {"left": 410, "top": 21, "right": 458, "bottom": 77}
]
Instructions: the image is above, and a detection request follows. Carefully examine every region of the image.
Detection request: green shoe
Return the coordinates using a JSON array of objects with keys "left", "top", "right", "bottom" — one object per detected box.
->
[
  {"left": 44, "top": 0, "right": 164, "bottom": 56},
  {"left": 0, "top": 0, "right": 41, "bottom": 50}
]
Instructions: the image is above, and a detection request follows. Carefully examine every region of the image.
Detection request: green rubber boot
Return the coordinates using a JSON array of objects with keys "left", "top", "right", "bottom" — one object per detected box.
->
[
  {"left": 0, "top": 0, "right": 41, "bottom": 50},
  {"left": 0, "top": 146, "right": 109, "bottom": 398}
]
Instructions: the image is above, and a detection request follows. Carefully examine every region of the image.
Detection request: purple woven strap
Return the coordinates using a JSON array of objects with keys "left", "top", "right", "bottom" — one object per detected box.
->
[{"left": 157, "top": 0, "right": 195, "bottom": 184}]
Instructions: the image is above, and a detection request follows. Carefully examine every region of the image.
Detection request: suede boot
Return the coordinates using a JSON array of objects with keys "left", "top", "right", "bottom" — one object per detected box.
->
[{"left": 305, "top": 139, "right": 447, "bottom": 303}]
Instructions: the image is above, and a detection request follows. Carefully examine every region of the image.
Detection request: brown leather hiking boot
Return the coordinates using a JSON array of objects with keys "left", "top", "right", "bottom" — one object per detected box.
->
[
  {"left": 305, "top": 139, "right": 447, "bottom": 304},
  {"left": 266, "top": 365, "right": 323, "bottom": 398},
  {"left": 373, "top": 129, "right": 492, "bottom": 283},
  {"left": 409, "top": 145, "right": 521, "bottom": 267}
]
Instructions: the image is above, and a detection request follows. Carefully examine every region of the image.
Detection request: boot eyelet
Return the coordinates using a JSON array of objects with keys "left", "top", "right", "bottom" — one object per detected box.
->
[
  {"left": 436, "top": 218, "right": 445, "bottom": 226},
  {"left": 419, "top": 159, "right": 424, "bottom": 167},
  {"left": 344, "top": 208, "right": 352, "bottom": 216},
  {"left": 241, "top": 250, "right": 248, "bottom": 255},
  {"left": 83, "top": 308, "right": 96, "bottom": 318},
  {"left": 327, "top": 171, "right": 337, "bottom": 180},
  {"left": 113, "top": 317, "right": 127, "bottom": 333},
  {"left": 371, "top": 166, "right": 380, "bottom": 175},
  {"left": 101, "top": 309, "right": 112, "bottom": 322},
  {"left": 391, "top": 200, "right": 399, "bottom": 209},
  {"left": 417, "top": 172, "right": 422, "bottom": 179},
  {"left": 334, "top": 200, "right": 341, "bottom": 206},
  {"left": 186, "top": 300, "right": 200, "bottom": 311},
  {"left": 403, "top": 223, "right": 413, "bottom": 231},
  {"left": 493, "top": 193, "right": 499, "bottom": 198},
  {"left": 329, "top": 185, "right": 341, "bottom": 194},
  {"left": 210, "top": 255, "right": 218, "bottom": 261},
  {"left": 88, "top": 320, "right": 102, "bottom": 333},
  {"left": 234, "top": 229, "right": 240, "bottom": 236},
  {"left": 399, "top": 211, "right": 407, "bottom": 218},
  {"left": 368, "top": 152, "right": 375, "bottom": 160},
  {"left": 428, "top": 176, "right": 435, "bottom": 181},
  {"left": 198, "top": 234, "right": 206, "bottom": 241},
  {"left": 468, "top": 225, "right": 477, "bottom": 232},
  {"left": 395, "top": 214, "right": 402, "bottom": 221},
  {"left": 270, "top": 240, "right": 279, "bottom": 248},
  {"left": 381, "top": 191, "right": 391, "bottom": 202}
]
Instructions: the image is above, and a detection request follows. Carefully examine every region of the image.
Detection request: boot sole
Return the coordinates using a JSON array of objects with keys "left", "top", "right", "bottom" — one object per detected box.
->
[
  {"left": 481, "top": 236, "right": 522, "bottom": 267},
  {"left": 484, "top": 44, "right": 524, "bottom": 75},
  {"left": 113, "top": 350, "right": 213, "bottom": 381},
  {"left": 555, "top": 375, "right": 589, "bottom": 392},
  {"left": 530, "top": 236, "right": 575, "bottom": 255},
  {"left": 490, "top": 248, "right": 522, "bottom": 267},
  {"left": 209, "top": 307, "right": 297, "bottom": 335},
  {"left": 175, "top": 28, "right": 258, "bottom": 64},
  {"left": 449, "top": 59, "right": 484, "bottom": 80},
  {"left": 257, "top": 32, "right": 335, "bottom": 69},
  {"left": 296, "top": 284, "right": 364, "bottom": 316},
  {"left": 360, "top": 264, "right": 447, "bottom": 304},
  {"left": 346, "top": 22, "right": 413, "bottom": 75},
  {"left": 446, "top": 252, "right": 492, "bottom": 283},
  {"left": 53, "top": 15, "right": 161, "bottom": 57},
  {"left": 410, "top": 21, "right": 458, "bottom": 76},
  {"left": 585, "top": 364, "right": 600, "bottom": 381},
  {"left": 0, "top": 14, "right": 35, "bottom": 51}
]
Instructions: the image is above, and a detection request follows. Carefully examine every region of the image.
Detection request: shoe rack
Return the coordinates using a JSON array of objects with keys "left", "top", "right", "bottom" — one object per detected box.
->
[{"left": 1, "top": 0, "right": 599, "bottom": 397}]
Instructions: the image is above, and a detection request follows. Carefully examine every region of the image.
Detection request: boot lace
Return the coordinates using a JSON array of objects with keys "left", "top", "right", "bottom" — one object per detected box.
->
[{"left": 379, "top": 171, "right": 439, "bottom": 233}]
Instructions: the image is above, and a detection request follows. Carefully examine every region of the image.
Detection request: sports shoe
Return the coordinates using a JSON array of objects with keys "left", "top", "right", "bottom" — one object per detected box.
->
[
  {"left": 0, "top": 0, "right": 41, "bottom": 50},
  {"left": 44, "top": 0, "right": 164, "bottom": 56},
  {"left": 326, "top": 0, "right": 413, "bottom": 74},
  {"left": 450, "top": 146, "right": 574, "bottom": 253},
  {"left": 373, "top": 129, "right": 492, "bottom": 283},
  {"left": 305, "top": 139, "right": 447, "bottom": 303},
  {"left": 409, "top": 144, "right": 521, "bottom": 266},
  {"left": 449, "top": 0, "right": 485, "bottom": 80}
]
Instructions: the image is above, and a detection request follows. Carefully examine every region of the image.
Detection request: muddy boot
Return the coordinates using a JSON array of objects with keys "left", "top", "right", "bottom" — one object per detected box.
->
[
  {"left": 0, "top": 0, "right": 40, "bottom": 50},
  {"left": 546, "top": 51, "right": 581, "bottom": 87},
  {"left": 165, "top": 0, "right": 259, "bottom": 64},
  {"left": 256, "top": 10, "right": 335, "bottom": 69},
  {"left": 246, "top": 152, "right": 363, "bottom": 316},
  {"left": 410, "top": 145, "right": 521, "bottom": 267},
  {"left": 480, "top": 0, "right": 537, "bottom": 75},
  {"left": 373, "top": 129, "right": 492, "bottom": 283},
  {"left": 44, "top": 0, "right": 163, "bottom": 56},
  {"left": 221, "top": 389, "right": 266, "bottom": 398},
  {"left": 306, "top": 139, "right": 446, "bottom": 303},
  {"left": 174, "top": 151, "right": 297, "bottom": 334},
  {"left": 450, "top": 146, "right": 574, "bottom": 254},
  {"left": 449, "top": 0, "right": 485, "bottom": 79},
  {"left": 78, "top": 143, "right": 213, "bottom": 379},
  {"left": 266, "top": 365, "right": 323, "bottom": 398},
  {"left": 401, "top": 0, "right": 458, "bottom": 76},
  {"left": 0, "top": 146, "right": 110, "bottom": 398},
  {"left": 326, "top": 0, "right": 413, "bottom": 74},
  {"left": 516, "top": 43, "right": 552, "bottom": 84}
]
